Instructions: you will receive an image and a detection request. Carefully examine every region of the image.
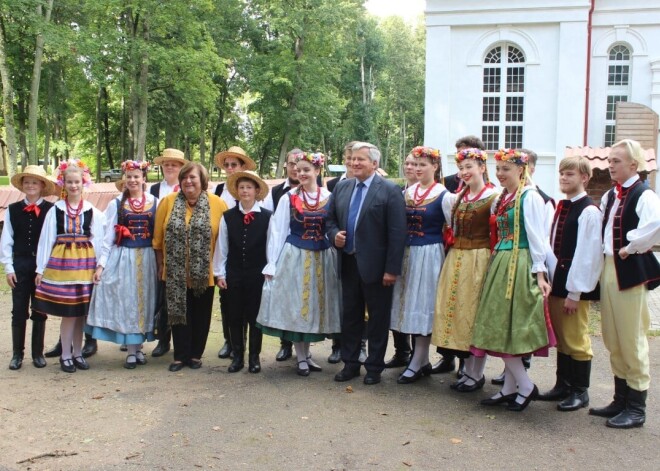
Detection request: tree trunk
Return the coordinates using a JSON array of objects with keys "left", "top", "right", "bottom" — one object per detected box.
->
[
  {"left": 27, "top": 0, "right": 55, "bottom": 165},
  {"left": 134, "top": 20, "right": 149, "bottom": 161},
  {"left": 43, "top": 111, "right": 50, "bottom": 171},
  {"left": 276, "top": 131, "right": 290, "bottom": 178},
  {"left": 17, "top": 98, "right": 29, "bottom": 166},
  {"left": 0, "top": 21, "right": 19, "bottom": 177},
  {"left": 95, "top": 86, "right": 103, "bottom": 180},
  {"left": 102, "top": 87, "right": 113, "bottom": 168},
  {"left": 199, "top": 109, "right": 206, "bottom": 166}
]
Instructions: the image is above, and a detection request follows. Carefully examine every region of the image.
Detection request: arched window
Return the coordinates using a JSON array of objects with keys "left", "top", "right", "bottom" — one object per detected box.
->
[
  {"left": 604, "top": 44, "right": 631, "bottom": 146},
  {"left": 482, "top": 44, "right": 526, "bottom": 151}
]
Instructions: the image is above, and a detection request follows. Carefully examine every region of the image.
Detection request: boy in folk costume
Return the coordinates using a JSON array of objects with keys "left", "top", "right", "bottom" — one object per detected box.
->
[
  {"left": 589, "top": 139, "right": 660, "bottom": 429},
  {"left": 537, "top": 156, "right": 602, "bottom": 411},
  {"left": 1, "top": 166, "right": 56, "bottom": 369}
]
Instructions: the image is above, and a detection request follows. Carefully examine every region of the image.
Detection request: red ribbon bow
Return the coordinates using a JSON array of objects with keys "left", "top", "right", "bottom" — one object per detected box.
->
[
  {"left": 443, "top": 224, "right": 455, "bottom": 250},
  {"left": 615, "top": 183, "right": 623, "bottom": 199},
  {"left": 173, "top": 184, "right": 180, "bottom": 192},
  {"left": 114, "top": 224, "right": 133, "bottom": 245},
  {"left": 23, "top": 203, "right": 40, "bottom": 217},
  {"left": 290, "top": 194, "right": 304, "bottom": 214},
  {"left": 243, "top": 212, "right": 255, "bottom": 225}
]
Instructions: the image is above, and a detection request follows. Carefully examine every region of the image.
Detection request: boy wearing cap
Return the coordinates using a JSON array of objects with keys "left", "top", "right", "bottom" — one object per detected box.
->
[
  {"left": 1, "top": 166, "right": 56, "bottom": 369},
  {"left": 213, "top": 171, "right": 272, "bottom": 373}
]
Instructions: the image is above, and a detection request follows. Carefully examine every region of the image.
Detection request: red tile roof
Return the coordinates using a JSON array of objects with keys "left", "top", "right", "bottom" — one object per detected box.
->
[{"left": 564, "top": 146, "right": 657, "bottom": 172}]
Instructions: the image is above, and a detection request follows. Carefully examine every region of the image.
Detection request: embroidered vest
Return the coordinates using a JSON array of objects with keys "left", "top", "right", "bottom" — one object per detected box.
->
[
  {"left": 494, "top": 191, "right": 530, "bottom": 251},
  {"left": 405, "top": 190, "right": 447, "bottom": 247},
  {"left": 285, "top": 195, "right": 331, "bottom": 251},
  {"left": 8, "top": 200, "right": 53, "bottom": 255},
  {"left": 116, "top": 198, "right": 156, "bottom": 248},
  {"left": 452, "top": 194, "right": 496, "bottom": 250}
]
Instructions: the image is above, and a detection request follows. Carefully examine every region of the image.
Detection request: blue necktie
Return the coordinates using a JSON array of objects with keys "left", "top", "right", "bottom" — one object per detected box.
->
[{"left": 345, "top": 182, "right": 365, "bottom": 253}]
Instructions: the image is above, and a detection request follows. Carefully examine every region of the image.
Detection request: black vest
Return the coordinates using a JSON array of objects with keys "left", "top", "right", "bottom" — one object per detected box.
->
[
  {"left": 150, "top": 183, "right": 160, "bottom": 198},
  {"left": 270, "top": 182, "right": 288, "bottom": 211},
  {"left": 224, "top": 207, "right": 272, "bottom": 283},
  {"left": 214, "top": 182, "right": 225, "bottom": 197},
  {"left": 603, "top": 181, "right": 660, "bottom": 291},
  {"left": 8, "top": 200, "right": 54, "bottom": 256},
  {"left": 55, "top": 207, "right": 94, "bottom": 237},
  {"left": 537, "top": 186, "right": 556, "bottom": 209},
  {"left": 550, "top": 195, "right": 600, "bottom": 300}
]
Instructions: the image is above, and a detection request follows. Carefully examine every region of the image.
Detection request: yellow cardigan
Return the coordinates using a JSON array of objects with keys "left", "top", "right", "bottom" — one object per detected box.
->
[{"left": 152, "top": 192, "right": 228, "bottom": 286}]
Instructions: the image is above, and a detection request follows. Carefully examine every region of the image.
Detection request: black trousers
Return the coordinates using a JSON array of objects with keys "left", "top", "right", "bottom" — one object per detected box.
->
[
  {"left": 171, "top": 286, "right": 215, "bottom": 363},
  {"left": 11, "top": 255, "right": 46, "bottom": 325},
  {"left": 226, "top": 275, "right": 264, "bottom": 355},
  {"left": 340, "top": 253, "right": 393, "bottom": 374},
  {"left": 155, "top": 281, "right": 171, "bottom": 343},
  {"left": 219, "top": 288, "right": 230, "bottom": 342}
]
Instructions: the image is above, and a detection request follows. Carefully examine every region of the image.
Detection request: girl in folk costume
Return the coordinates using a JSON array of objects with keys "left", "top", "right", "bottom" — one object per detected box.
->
[
  {"left": 213, "top": 171, "right": 272, "bottom": 374},
  {"left": 471, "top": 149, "right": 554, "bottom": 411},
  {"left": 432, "top": 148, "right": 498, "bottom": 392},
  {"left": 85, "top": 161, "right": 159, "bottom": 369},
  {"left": 256, "top": 152, "right": 341, "bottom": 377},
  {"left": 390, "top": 146, "right": 451, "bottom": 383},
  {"left": 1, "top": 166, "right": 56, "bottom": 370},
  {"left": 33, "top": 160, "right": 106, "bottom": 373}
]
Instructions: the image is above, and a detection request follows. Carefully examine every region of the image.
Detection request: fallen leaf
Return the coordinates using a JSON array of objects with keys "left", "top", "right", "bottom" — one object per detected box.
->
[
  {"left": 402, "top": 462, "right": 412, "bottom": 467},
  {"left": 402, "top": 440, "right": 411, "bottom": 446},
  {"left": 450, "top": 438, "right": 462, "bottom": 444},
  {"left": 345, "top": 386, "right": 353, "bottom": 393},
  {"left": 91, "top": 395, "right": 104, "bottom": 400}
]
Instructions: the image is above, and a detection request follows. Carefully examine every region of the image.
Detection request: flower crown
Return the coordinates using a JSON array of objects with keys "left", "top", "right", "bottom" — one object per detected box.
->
[
  {"left": 295, "top": 152, "right": 325, "bottom": 168},
  {"left": 54, "top": 159, "right": 93, "bottom": 188},
  {"left": 455, "top": 148, "right": 488, "bottom": 163},
  {"left": 121, "top": 160, "right": 150, "bottom": 172},
  {"left": 411, "top": 146, "right": 441, "bottom": 162},
  {"left": 494, "top": 148, "right": 528, "bottom": 165}
]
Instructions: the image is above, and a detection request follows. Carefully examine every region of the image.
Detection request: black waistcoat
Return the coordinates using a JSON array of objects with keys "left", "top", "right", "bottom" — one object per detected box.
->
[
  {"left": 150, "top": 183, "right": 160, "bottom": 198},
  {"left": 270, "top": 182, "right": 288, "bottom": 210},
  {"left": 225, "top": 207, "right": 272, "bottom": 283},
  {"left": 550, "top": 195, "right": 600, "bottom": 300},
  {"left": 603, "top": 181, "right": 660, "bottom": 290},
  {"left": 8, "top": 200, "right": 54, "bottom": 255}
]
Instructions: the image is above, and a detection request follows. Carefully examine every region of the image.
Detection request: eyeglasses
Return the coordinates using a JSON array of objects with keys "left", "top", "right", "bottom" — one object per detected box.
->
[
  {"left": 286, "top": 162, "right": 297, "bottom": 168},
  {"left": 223, "top": 162, "right": 240, "bottom": 169}
]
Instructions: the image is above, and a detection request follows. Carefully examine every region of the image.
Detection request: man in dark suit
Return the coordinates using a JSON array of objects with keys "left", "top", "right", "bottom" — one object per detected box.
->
[{"left": 326, "top": 142, "right": 407, "bottom": 385}]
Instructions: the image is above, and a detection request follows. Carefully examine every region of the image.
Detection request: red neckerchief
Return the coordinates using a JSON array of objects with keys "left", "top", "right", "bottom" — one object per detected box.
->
[
  {"left": 615, "top": 183, "right": 623, "bottom": 200},
  {"left": 243, "top": 212, "right": 255, "bottom": 225},
  {"left": 23, "top": 203, "right": 40, "bottom": 217}
]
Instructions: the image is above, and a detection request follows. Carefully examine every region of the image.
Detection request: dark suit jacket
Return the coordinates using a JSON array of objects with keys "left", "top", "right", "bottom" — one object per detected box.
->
[
  {"left": 326, "top": 174, "right": 407, "bottom": 284},
  {"left": 326, "top": 176, "right": 341, "bottom": 193}
]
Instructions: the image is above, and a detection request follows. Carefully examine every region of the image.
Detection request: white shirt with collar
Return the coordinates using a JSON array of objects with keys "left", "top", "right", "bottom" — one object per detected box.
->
[
  {"left": 0, "top": 197, "right": 45, "bottom": 274},
  {"left": 213, "top": 202, "right": 262, "bottom": 279}
]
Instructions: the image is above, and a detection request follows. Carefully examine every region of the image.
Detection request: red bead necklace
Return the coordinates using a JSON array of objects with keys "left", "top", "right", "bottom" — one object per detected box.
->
[
  {"left": 462, "top": 185, "right": 488, "bottom": 203},
  {"left": 412, "top": 182, "right": 437, "bottom": 206},
  {"left": 128, "top": 193, "right": 146, "bottom": 213},
  {"left": 65, "top": 199, "right": 83, "bottom": 220},
  {"left": 301, "top": 187, "right": 321, "bottom": 211}
]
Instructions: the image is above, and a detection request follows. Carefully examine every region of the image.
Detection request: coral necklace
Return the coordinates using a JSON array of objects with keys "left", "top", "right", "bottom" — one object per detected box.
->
[
  {"left": 463, "top": 185, "right": 488, "bottom": 203},
  {"left": 301, "top": 187, "right": 321, "bottom": 211},
  {"left": 128, "top": 193, "right": 146, "bottom": 213},
  {"left": 413, "top": 182, "right": 436, "bottom": 206},
  {"left": 65, "top": 199, "right": 83, "bottom": 219}
]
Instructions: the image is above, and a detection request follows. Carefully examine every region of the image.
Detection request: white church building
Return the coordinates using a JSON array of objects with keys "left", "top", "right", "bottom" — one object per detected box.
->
[{"left": 423, "top": 0, "right": 660, "bottom": 196}]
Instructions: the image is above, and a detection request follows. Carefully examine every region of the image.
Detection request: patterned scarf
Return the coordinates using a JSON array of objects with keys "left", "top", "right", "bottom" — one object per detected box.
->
[{"left": 165, "top": 191, "right": 211, "bottom": 325}]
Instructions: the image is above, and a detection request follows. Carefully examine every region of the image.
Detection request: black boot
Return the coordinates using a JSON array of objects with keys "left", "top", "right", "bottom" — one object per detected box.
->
[
  {"left": 81, "top": 333, "right": 98, "bottom": 358},
  {"left": 151, "top": 339, "right": 171, "bottom": 357},
  {"left": 248, "top": 326, "right": 262, "bottom": 373},
  {"left": 228, "top": 349, "right": 244, "bottom": 373},
  {"left": 31, "top": 319, "right": 48, "bottom": 368},
  {"left": 606, "top": 388, "right": 647, "bottom": 429},
  {"left": 9, "top": 324, "right": 26, "bottom": 370},
  {"left": 328, "top": 337, "right": 341, "bottom": 364},
  {"left": 431, "top": 354, "right": 455, "bottom": 374},
  {"left": 44, "top": 337, "right": 62, "bottom": 358},
  {"left": 538, "top": 352, "right": 571, "bottom": 401},
  {"left": 558, "top": 359, "right": 590, "bottom": 411},
  {"left": 589, "top": 376, "right": 627, "bottom": 417}
]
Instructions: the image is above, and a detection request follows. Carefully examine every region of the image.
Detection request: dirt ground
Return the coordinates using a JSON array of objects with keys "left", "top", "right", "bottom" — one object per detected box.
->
[{"left": 1, "top": 286, "right": 659, "bottom": 471}]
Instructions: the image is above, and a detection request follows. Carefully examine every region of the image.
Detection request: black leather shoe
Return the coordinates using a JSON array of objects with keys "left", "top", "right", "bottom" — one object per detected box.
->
[
  {"left": 334, "top": 367, "right": 360, "bottom": 382},
  {"left": 81, "top": 339, "right": 97, "bottom": 358},
  {"left": 306, "top": 355, "right": 323, "bottom": 372},
  {"left": 296, "top": 360, "right": 310, "bottom": 377},
  {"left": 327, "top": 348, "right": 341, "bottom": 364},
  {"left": 188, "top": 359, "right": 203, "bottom": 369},
  {"left": 248, "top": 354, "right": 261, "bottom": 373},
  {"left": 276, "top": 345, "right": 292, "bottom": 362},
  {"left": 384, "top": 354, "right": 410, "bottom": 369},
  {"left": 73, "top": 356, "right": 90, "bottom": 370},
  {"left": 480, "top": 391, "right": 517, "bottom": 406},
  {"left": 120, "top": 344, "right": 128, "bottom": 352},
  {"left": 457, "top": 375, "right": 485, "bottom": 393},
  {"left": 606, "top": 389, "right": 646, "bottom": 429},
  {"left": 45, "top": 340, "right": 62, "bottom": 358},
  {"left": 491, "top": 370, "right": 505, "bottom": 385},
  {"left": 168, "top": 362, "right": 185, "bottom": 372},
  {"left": 397, "top": 367, "right": 425, "bottom": 384},
  {"left": 151, "top": 341, "right": 170, "bottom": 357},
  {"left": 589, "top": 377, "right": 628, "bottom": 418},
  {"left": 228, "top": 355, "right": 244, "bottom": 373},
  {"left": 32, "top": 355, "right": 47, "bottom": 368},
  {"left": 60, "top": 357, "right": 76, "bottom": 373},
  {"left": 430, "top": 357, "right": 455, "bottom": 374},
  {"left": 364, "top": 372, "right": 381, "bottom": 385},
  {"left": 507, "top": 385, "right": 539, "bottom": 412},
  {"left": 9, "top": 352, "right": 23, "bottom": 370},
  {"left": 218, "top": 340, "right": 232, "bottom": 359},
  {"left": 124, "top": 354, "right": 137, "bottom": 369},
  {"left": 538, "top": 382, "right": 570, "bottom": 401},
  {"left": 558, "top": 390, "right": 589, "bottom": 412}
]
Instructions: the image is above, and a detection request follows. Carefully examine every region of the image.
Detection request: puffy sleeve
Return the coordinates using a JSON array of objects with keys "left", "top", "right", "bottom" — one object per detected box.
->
[
  {"left": 0, "top": 209, "right": 15, "bottom": 274},
  {"left": 441, "top": 191, "right": 458, "bottom": 224},
  {"left": 36, "top": 206, "right": 58, "bottom": 275},
  {"left": 97, "top": 198, "right": 119, "bottom": 268},
  {"left": 523, "top": 189, "right": 551, "bottom": 274},
  {"left": 625, "top": 190, "right": 660, "bottom": 254},
  {"left": 565, "top": 205, "right": 604, "bottom": 300},
  {"left": 263, "top": 193, "right": 292, "bottom": 276},
  {"left": 212, "top": 215, "right": 229, "bottom": 278}
]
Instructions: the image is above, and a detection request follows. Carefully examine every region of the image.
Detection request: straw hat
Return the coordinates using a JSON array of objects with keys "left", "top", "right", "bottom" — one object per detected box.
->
[
  {"left": 11, "top": 165, "right": 57, "bottom": 196},
  {"left": 153, "top": 148, "right": 188, "bottom": 166},
  {"left": 115, "top": 179, "right": 126, "bottom": 192},
  {"left": 214, "top": 146, "right": 257, "bottom": 171},
  {"left": 227, "top": 170, "right": 270, "bottom": 202}
]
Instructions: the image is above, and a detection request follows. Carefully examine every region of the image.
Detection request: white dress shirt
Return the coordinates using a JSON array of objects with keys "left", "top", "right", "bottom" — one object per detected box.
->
[
  {"left": 0, "top": 198, "right": 45, "bottom": 274},
  {"left": 212, "top": 202, "right": 263, "bottom": 278}
]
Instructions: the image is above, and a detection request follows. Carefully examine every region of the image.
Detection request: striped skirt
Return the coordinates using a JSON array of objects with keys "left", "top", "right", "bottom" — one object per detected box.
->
[{"left": 34, "top": 235, "right": 96, "bottom": 318}]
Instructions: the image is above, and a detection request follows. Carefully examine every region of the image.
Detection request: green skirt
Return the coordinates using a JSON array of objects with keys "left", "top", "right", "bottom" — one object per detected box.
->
[
  {"left": 471, "top": 248, "right": 549, "bottom": 356},
  {"left": 256, "top": 323, "right": 328, "bottom": 343}
]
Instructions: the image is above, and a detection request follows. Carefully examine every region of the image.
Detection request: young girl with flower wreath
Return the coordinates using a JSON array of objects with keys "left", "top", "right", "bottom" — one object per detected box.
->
[
  {"left": 256, "top": 152, "right": 341, "bottom": 377},
  {"left": 85, "top": 160, "right": 159, "bottom": 369},
  {"left": 390, "top": 146, "right": 452, "bottom": 383},
  {"left": 470, "top": 149, "right": 554, "bottom": 411},
  {"left": 33, "top": 159, "right": 106, "bottom": 373},
  {"left": 431, "top": 148, "right": 498, "bottom": 392}
]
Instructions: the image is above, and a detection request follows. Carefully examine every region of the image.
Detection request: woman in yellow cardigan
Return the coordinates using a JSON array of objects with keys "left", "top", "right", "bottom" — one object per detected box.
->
[{"left": 153, "top": 162, "right": 228, "bottom": 372}]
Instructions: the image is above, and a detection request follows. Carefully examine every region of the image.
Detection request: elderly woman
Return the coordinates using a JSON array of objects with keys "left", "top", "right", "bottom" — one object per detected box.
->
[{"left": 153, "top": 162, "right": 228, "bottom": 372}]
